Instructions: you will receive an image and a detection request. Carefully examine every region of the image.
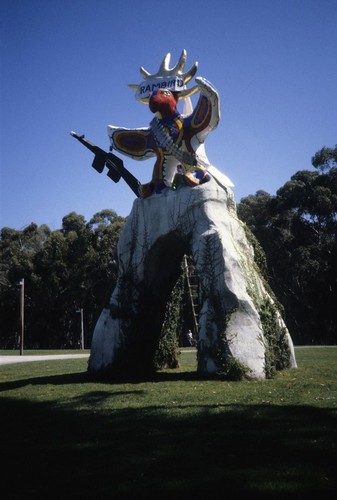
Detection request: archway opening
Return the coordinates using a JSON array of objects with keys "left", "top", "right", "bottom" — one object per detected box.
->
[{"left": 142, "top": 232, "right": 199, "bottom": 369}]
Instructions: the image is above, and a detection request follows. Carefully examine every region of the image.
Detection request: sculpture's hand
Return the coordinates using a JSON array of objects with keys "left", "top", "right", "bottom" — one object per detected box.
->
[{"left": 195, "top": 77, "right": 220, "bottom": 106}]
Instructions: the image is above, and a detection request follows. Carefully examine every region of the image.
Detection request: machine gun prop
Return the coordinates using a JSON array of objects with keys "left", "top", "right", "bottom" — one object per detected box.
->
[{"left": 70, "top": 131, "right": 141, "bottom": 197}]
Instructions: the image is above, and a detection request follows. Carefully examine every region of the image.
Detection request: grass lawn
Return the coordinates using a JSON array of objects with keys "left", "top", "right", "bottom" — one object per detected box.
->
[{"left": 1, "top": 347, "right": 336, "bottom": 498}]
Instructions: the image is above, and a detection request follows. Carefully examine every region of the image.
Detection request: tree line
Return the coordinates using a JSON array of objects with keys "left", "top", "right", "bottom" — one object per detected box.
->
[
  {"left": 0, "top": 210, "right": 126, "bottom": 349},
  {"left": 237, "top": 145, "right": 337, "bottom": 345},
  {"left": 1, "top": 145, "right": 336, "bottom": 349}
]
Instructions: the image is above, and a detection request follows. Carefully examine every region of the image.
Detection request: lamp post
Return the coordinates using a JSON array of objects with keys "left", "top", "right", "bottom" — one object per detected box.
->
[
  {"left": 76, "top": 308, "right": 84, "bottom": 350},
  {"left": 19, "top": 279, "right": 24, "bottom": 355}
]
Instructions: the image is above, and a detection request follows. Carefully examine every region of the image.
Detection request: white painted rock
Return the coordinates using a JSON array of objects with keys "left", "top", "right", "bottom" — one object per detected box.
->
[{"left": 89, "top": 178, "right": 297, "bottom": 379}]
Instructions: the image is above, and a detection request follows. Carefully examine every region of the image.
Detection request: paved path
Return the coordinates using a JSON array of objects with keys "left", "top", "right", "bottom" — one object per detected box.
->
[
  {"left": 0, "top": 354, "right": 89, "bottom": 366},
  {"left": 0, "top": 350, "right": 198, "bottom": 366}
]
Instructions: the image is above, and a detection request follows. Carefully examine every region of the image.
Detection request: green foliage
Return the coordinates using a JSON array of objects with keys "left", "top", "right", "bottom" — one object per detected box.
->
[
  {"left": 154, "top": 271, "right": 184, "bottom": 370},
  {"left": 259, "top": 299, "right": 291, "bottom": 378},
  {"left": 0, "top": 210, "right": 126, "bottom": 349},
  {"left": 216, "top": 354, "right": 252, "bottom": 381},
  {"left": 194, "top": 233, "right": 252, "bottom": 380},
  {"left": 311, "top": 144, "right": 337, "bottom": 172},
  {"left": 239, "top": 222, "right": 291, "bottom": 378},
  {"left": 196, "top": 233, "right": 228, "bottom": 372},
  {"left": 241, "top": 223, "right": 268, "bottom": 277},
  {"left": 238, "top": 145, "right": 337, "bottom": 345}
]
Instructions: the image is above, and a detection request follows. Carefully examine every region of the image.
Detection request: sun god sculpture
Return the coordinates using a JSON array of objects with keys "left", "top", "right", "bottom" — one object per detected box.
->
[
  {"left": 108, "top": 49, "right": 234, "bottom": 198},
  {"left": 72, "top": 50, "right": 297, "bottom": 380}
]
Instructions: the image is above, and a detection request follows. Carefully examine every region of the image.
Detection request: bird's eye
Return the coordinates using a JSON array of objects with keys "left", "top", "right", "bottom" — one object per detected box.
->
[{"left": 161, "top": 89, "right": 171, "bottom": 96}]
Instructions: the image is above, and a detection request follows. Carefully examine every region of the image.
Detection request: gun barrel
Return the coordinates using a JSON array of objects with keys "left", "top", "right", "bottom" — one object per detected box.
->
[{"left": 71, "top": 131, "right": 97, "bottom": 154}]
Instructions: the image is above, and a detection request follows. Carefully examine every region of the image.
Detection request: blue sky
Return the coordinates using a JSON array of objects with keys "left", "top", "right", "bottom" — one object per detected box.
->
[{"left": 1, "top": 0, "right": 336, "bottom": 230}]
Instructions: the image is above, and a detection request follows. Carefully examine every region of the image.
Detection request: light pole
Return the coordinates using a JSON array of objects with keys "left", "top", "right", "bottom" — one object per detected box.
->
[
  {"left": 19, "top": 279, "right": 24, "bottom": 355},
  {"left": 76, "top": 308, "right": 84, "bottom": 350}
]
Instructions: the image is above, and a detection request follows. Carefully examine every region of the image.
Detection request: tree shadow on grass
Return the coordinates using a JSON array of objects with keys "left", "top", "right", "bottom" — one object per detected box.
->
[
  {"left": 1, "top": 392, "right": 337, "bottom": 498},
  {"left": 0, "top": 368, "right": 200, "bottom": 392},
  {"left": 0, "top": 370, "right": 89, "bottom": 391}
]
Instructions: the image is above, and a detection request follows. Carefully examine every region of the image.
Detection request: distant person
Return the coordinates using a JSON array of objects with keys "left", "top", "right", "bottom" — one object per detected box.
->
[{"left": 187, "top": 329, "right": 193, "bottom": 346}]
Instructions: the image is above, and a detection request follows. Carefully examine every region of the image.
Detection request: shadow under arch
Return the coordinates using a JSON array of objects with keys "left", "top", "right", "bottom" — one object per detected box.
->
[
  {"left": 143, "top": 230, "right": 190, "bottom": 312},
  {"left": 138, "top": 231, "right": 191, "bottom": 369}
]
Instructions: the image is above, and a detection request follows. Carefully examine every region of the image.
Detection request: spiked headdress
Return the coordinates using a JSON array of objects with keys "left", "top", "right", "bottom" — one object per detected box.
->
[{"left": 129, "top": 49, "right": 199, "bottom": 104}]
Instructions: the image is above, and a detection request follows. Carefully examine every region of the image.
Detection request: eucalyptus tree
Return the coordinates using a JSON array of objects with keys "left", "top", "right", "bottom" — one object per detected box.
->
[
  {"left": 0, "top": 210, "right": 126, "bottom": 349},
  {"left": 238, "top": 145, "right": 337, "bottom": 344},
  {"left": 0, "top": 223, "right": 51, "bottom": 347}
]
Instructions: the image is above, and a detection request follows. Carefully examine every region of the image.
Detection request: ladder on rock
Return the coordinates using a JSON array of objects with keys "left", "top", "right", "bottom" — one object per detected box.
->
[{"left": 183, "top": 255, "right": 199, "bottom": 337}]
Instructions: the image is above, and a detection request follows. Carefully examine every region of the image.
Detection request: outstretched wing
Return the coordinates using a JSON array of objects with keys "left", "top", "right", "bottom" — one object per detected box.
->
[{"left": 108, "top": 126, "right": 156, "bottom": 161}]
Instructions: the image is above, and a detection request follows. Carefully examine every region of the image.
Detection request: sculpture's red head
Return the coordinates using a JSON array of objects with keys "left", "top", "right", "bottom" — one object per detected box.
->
[{"left": 149, "top": 88, "right": 178, "bottom": 118}]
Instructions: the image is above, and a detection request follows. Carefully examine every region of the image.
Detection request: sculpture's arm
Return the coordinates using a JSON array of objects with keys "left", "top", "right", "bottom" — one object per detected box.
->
[{"left": 108, "top": 126, "right": 156, "bottom": 161}]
